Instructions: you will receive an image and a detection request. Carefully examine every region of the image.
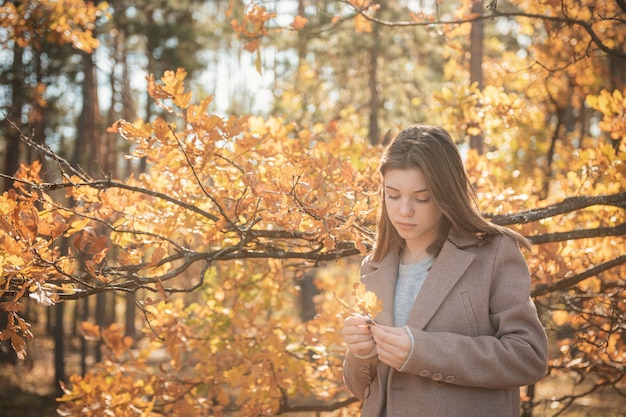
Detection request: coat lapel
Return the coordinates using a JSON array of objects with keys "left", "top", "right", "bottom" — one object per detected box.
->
[
  {"left": 359, "top": 233, "right": 479, "bottom": 329},
  {"left": 361, "top": 248, "right": 400, "bottom": 326},
  {"left": 408, "top": 237, "right": 476, "bottom": 330}
]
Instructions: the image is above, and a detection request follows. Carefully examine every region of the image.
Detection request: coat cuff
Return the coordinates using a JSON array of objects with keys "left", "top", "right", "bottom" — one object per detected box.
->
[
  {"left": 350, "top": 347, "right": 378, "bottom": 360},
  {"left": 398, "top": 325, "right": 415, "bottom": 372}
]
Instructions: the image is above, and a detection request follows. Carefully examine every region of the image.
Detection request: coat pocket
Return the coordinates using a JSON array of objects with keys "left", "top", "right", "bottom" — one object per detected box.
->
[{"left": 461, "top": 292, "right": 479, "bottom": 337}]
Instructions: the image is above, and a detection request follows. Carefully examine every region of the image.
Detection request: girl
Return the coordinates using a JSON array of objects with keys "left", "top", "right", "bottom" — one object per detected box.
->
[{"left": 342, "top": 125, "right": 548, "bottom": 417}]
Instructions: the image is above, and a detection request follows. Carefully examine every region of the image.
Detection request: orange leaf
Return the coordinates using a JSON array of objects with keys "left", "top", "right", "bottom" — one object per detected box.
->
[
  {"left": 80, "top": 321, "right": 101, "bottom": 341},
  {"left": 147, "top": 247, "right": 166, "bottom": 268},
  {"left": 354, "top": 14, "right": 372, "bottom": 33},
  {"left": 291, "top": 15, "right": 307, "bottom": 30}
]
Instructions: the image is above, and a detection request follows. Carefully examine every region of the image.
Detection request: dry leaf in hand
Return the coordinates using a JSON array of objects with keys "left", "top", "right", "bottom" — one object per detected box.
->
[{"left": 333, "top": 282, "right": 383, "bottom": 320}]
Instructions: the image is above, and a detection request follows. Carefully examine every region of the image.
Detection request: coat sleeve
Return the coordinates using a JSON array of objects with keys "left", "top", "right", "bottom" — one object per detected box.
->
[
  {"left": 343, "top": 350, "right": 379, "bottom": 400},
  {"left": 342, "top": 255, "right": 380, "bottom": 399},
  {"left": 400, "top": 235, "right": 548, "bottom": 389}
]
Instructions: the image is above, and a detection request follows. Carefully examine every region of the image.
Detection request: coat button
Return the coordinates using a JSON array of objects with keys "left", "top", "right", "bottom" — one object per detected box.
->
[
  {"left": 418, "top": 369, "right": 430, "bottom": 377},
  {"left": 445, "top": 375, "right": 456, "bottom": 383},
  {"left": 432, "top": 372, "right": 443, "bottom": 381}
]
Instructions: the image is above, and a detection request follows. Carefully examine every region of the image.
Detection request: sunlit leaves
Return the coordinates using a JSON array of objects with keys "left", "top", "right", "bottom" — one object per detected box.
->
[
  {"left": 0, "top": 65, "right": 382, "bottom": 412},
  {"left": 0, "top": 0, "right": 107, "bottom": 52},
  {"left": 0, "top": 177, "right": 76, "bottom": 357},
  {"left": 334, "top": 282, "right": 383, "bottom": 320},
  {"left": 587, "top": 90, "right": 626, "bottom": 149},
  {"left": 148, "top": 68, "right": 193, "bottom": 109},
  {"left": 72, "top": 257, "right": 353, "bottom": 416},
  {"left": 2, "top": 0, "right": 625, "bottom": 411},
  {"left": 230, "top": 2, "right": 276, "bottom": 54}
]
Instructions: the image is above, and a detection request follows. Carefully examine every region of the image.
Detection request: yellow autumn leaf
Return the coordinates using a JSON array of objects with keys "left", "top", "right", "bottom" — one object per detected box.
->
[
  {"left": 65, "top": 217, "right": 90, "bottom": 237},
  {"left": 333, "top": 282, "right": 383, "bottom": 319},
  {"left": 552, "top": 310, "right": 569, "bottom": 326},
  {"left": 352, "top": 282, "right": 383, "bottom": 317}
]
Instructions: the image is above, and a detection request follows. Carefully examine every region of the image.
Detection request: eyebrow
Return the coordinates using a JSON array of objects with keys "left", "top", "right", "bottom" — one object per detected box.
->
[{"left": 385, "top": 185, "right": 430, "bottom": 194}]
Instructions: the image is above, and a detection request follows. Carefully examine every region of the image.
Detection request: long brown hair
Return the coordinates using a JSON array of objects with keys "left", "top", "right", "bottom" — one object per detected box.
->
[{"left": 372, "top": 124, "right": 530, "bottom": 262}]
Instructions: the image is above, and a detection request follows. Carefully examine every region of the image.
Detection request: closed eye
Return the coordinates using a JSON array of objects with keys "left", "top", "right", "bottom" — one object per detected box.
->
[{"left": 386, "top": 194, "right": 430, "bottom": 203}]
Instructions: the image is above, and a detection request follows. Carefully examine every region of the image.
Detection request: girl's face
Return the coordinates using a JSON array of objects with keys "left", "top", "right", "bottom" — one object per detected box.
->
[{"left": 384, "top": 168, "right": 444, "bottom": 254}]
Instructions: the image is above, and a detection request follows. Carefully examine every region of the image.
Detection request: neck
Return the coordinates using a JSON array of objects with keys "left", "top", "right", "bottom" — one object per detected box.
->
[{"left": 401, "top": 245, "right": 431, "bottom": 264}]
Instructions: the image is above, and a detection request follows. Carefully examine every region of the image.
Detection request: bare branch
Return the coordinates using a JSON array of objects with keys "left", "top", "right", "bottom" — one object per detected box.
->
[
  {"left": 278, "top": 396, "right": 360, "bottom": 413},
  {"left": 346, "top": 1, "right": 626, "bottom": 60},
  {"left": 489, "top": 192, "right": 626, "bottom": 225},
  {"left": 529, "top": 223, "right": 626, "bottom": 244},
  {"left": 532, "top": 254, "right": 626, "bottom": 297}
]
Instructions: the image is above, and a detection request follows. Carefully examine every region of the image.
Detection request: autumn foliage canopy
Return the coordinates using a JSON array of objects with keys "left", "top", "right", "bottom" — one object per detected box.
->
[{"left": 0, "top": 0, "right": 625, "bottom": 416}]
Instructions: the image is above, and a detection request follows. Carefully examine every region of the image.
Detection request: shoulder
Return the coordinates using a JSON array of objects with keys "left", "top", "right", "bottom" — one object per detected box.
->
[
  {"left": 360, "top": 252, "right": 382, "bottom": 276},
  {"left": 360, "top": 253, "right": 375, "bottom": 274},
  {"left": 360, "top": 248, "right": 400, "bottom": 276},
  {"left": 449, "top": 229, "right": 520, "bottom": 253},
  {"left": 443, "top": 231, "right": 526, "bottom": 272}
]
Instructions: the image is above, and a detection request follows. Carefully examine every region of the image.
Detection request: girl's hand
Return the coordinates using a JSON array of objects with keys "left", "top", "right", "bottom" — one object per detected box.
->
[
  {"left": 342, "top": 315, "right": 377, "bottom": 357},
  {"left": 370, "top": 324, "right": 412, "bottom": 370}
]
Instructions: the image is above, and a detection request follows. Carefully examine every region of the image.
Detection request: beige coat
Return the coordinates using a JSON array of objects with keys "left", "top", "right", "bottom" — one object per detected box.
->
[{"left": 343, "top": 232, "right": 548, "bottom": 417}]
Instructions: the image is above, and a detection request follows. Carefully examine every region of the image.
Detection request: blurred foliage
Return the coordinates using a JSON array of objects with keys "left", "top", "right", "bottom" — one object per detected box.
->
[{"left": 0, "top": 0, "right": 625, "bottom": 415}]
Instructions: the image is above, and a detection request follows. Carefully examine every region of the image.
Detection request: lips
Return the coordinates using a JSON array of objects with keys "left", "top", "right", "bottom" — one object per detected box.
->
[{"left": 395, "top": 222, "right": 415, "bottom": 230}]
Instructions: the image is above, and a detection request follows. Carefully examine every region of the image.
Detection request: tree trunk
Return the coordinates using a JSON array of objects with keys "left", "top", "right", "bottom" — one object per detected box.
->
[
  {"left": 368, "top": 1, "right": 382, "bottom": 145},
  {"left": 608, "top": 54, "right": 625, "bottom": 152},
  {"left": 469, "top": 0, "right": 484, "bottom": 154},
  {"left": 95, "top": 292, "right": 106, "bottom": 362},
  {"left": 521, "top": 384, "right": 536, "bottom": 417},
  {"left": 2, "top": 44, "right": 24, "bottom": 192},
  {"left": 54, "top": 302, "right": 66, "bottom": 394},
  {"left": 74, "top": 51, "right": 101, "bottom": 174},
  {"left": 81, "top": 297, "right": 89, "bottom": 376},
  {"left": 125, "top": 293, "right": 137, "bottom": 338},
  {"left": 541, "top": 106, "right": 564, "bottom": 199}
]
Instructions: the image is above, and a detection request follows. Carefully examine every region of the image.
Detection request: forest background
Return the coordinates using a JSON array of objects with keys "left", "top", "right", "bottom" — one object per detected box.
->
[{"left": 0, "top": 0, "right": 625, "bottom": 416}]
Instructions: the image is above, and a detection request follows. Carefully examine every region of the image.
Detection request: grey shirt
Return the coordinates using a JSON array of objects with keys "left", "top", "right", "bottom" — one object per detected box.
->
[{"left": 394, "top": 256, "right": 434, "bottom": 327}]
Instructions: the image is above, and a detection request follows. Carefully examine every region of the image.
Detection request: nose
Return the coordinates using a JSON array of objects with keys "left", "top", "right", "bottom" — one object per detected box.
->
[{"left": 399, "top": 198, "right": 414, "bottom": 216}]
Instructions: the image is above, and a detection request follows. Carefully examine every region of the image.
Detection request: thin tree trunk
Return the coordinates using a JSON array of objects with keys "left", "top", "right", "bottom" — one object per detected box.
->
[
  {"left": 2, "top": 44, "right": 24, "bottom": 192},
  {"left": 368, "top": 1, "right": 382, "bottom": 145},
  {"left": 95, "top": 292, "right": 106, "bottom": 363},
  {"left": 125, "top": 293, "right": 136, "bottom": 338},
  {"left": 65, "top": 48, "right": 101, "bottom": 382},
  {"left": 54, "top": 303, "right": 66, "bottom": 394},
  {"left": 469, "top": 0, "right": 484, "bottom": 154},
  {"left": 608, "top": 54, "right": 625, "bottom": 152},
  {"left": 521, "top": 384, "right": 536, "bottom": 417},
  {"left": 81, "top": 297, "right": 89, "bottom": 376},
  {"left": 541, "top": 106, "right": 564, "bottom": 200},
  {"left": 74, "top": 51, "right": 100, "bottom": 174}
]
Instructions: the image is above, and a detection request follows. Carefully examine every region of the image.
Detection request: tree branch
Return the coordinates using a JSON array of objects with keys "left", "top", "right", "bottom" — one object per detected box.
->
[
  {"left": 489, "top": 192, "right": 626, "bottom": 225},
  {"left": 532, "top": 254, "right": 626, "bottom": 297},
  {"left": 278, "top": 396, "right": 360, "bottom": 413},
  {"left": 348, "top": 1, "right": 626, "bottom": 59},
  {"left": 528, "top": 223, "right": 626, "bottom": 244}
]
